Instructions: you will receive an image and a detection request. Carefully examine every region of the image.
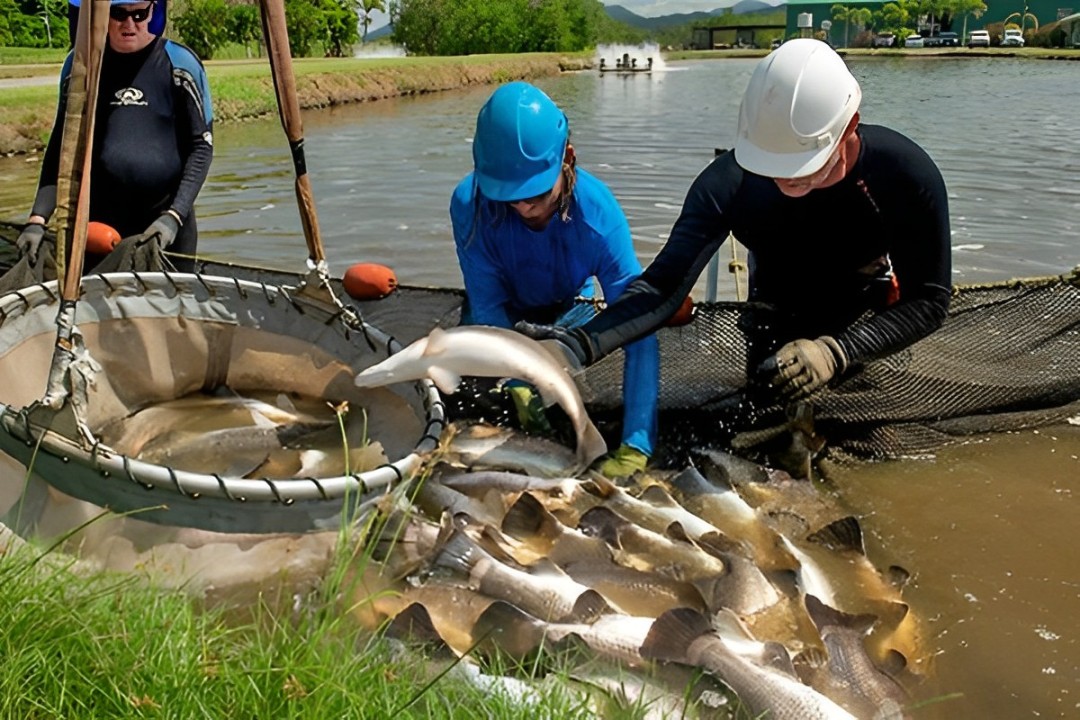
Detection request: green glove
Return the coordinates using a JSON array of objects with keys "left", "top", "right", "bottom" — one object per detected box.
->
[
  {"left": 768, "top": 336, "right": 848, "bottom": 400},
  {"left": 593, "top": 444, "right": 649, "bottom": 478},
  {"left": 505, "top": 385, "right": 553, "bottom": 435}
]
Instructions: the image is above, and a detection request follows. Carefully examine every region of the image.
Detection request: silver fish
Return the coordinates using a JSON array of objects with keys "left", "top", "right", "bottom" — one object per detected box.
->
[
  {"left": 798, "top": 594, "right": 910, "bottom": 720},
  {"left": 426, "top": 529, "right": 610, "bottom": 623},
  {"left": 355, "top": 326, "right": 607, "bottom": 472},
  {"left": 640, "top": 607, "right": 857, "bottom": 720}
]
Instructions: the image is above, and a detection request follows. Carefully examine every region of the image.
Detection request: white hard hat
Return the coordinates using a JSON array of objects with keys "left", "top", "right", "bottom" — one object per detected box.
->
[{"left": 734, "top": 39, "right": 862, "bottom": 179}]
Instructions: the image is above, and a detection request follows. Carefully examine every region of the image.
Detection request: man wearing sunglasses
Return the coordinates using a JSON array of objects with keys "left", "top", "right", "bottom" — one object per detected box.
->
[
  {"left": 518, "top": 40, "right": 951, "bottom": 444},
  {"left": 450, "top": 81, "right": 660, "bottom": 479},
  {"left": 18, "top": 0, "right": 213, "bottom": 272}
]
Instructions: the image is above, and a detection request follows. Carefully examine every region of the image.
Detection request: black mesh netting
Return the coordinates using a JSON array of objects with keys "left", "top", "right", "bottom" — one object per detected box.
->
[{"left": 3, "top": 222, "right": 1077, "bottom": 464}]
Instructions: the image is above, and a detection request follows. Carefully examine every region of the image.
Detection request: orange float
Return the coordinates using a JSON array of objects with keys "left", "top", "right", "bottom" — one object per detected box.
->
[
  {"left": 343, "top": 263, "right": 398, "bottom": 300},
  {"left": 85, "top": 221, "right": 122, "bottom": 255},
  {"left": 664, "top": 296, "right": 695, "bottom": 327}
]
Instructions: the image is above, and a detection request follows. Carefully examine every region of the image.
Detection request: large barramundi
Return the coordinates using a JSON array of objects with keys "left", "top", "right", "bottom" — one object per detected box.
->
[
  {"left": 798, "top": 594, "right": 910, "bottom": 720},
  {"left": 355, "top": 326, "right": 607, "bottom": 473},
  {"left": 640, "top": 607, "right": 857, "bottom": 719},
  {"left": 427, "top": 529, "right": 610, "bottom": 623}
]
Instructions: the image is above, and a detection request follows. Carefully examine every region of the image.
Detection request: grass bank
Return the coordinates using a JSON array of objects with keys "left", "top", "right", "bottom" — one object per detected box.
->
[
  {"left": 0, "top": 52, "right": 592, "bottom": 156},
  {"left": 0, "top": 519, "right": 591, "bottom": 718}
]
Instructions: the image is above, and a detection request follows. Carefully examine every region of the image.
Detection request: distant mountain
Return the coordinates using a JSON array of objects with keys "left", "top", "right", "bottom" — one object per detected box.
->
[
  {"left": 363, "top": 23, "right": 392, "bottom": 42},
  {"left": 604, "top": 2, "right": 782, "bottom": 29}
]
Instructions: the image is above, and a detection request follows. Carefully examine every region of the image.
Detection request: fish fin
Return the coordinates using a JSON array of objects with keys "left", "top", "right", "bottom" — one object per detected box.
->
[
  {"left": 639, "top": 484, "right": 680, "bottom": 507},
  {"left": 427, "top": 366, "right": 464, "bottom": 395},
  {"left": 669, "top": 466, "right": 718, "bottom": 497},
  {"left": 570, "top": 589, "right": 612, "bottom": 624},
  {"left": 575, "top": 420, "right": 608, "bottom": 472},
  {"left": 807, "top": 515, "right": 866, "bottom": 554},
  {"left": 427, "top": 530, "right": 482, "bottom": 580},
  {"left": 249, "top": 409, "right": 278, "bottom": 429},
  {"left": 886, "top": 564, "right": 912, "bottom": 591},
  {"left": 529, "top": 557, "right": 570, "bottom": 578},
  {"left": 805, "top": 594, "right": 877, "bottom": 636},
  {"left": 876, "top": 600, "right": 910, "bottom": 629},
  {"left": 472, "top": 600, "right": 548, "bottom": 660},
  {"left": 639, "top": 607, "right": 712, "bottom": 664},
  {"left": 761, "top": 640, "right": 798, "bottom": 677},
  {"left": 792, "top": 647, "right": 829, "bottom": 684},
  {"left": 692, "top": 447, "right": 770, "bottom": 486},
  {"left": 766, "top": 509, "right": 810, "bottom": 539},
  {"left": 695, "top": 530, "right": 745, "bottom": 558},
  {"left": 502, "top": 493, "right": 554, "bottom": 539},
  {"left": 384, "top": 602, "right": 448, "bottom": 650},
  {"left": 879, "top": 648, "right": 909, "bottom": 677},
  {"left": 664, "top": 521, "right": 693, "bottom": 544},
  {"left": 583, "top": 471, "right": 617, "bottom": 498},
  {"left": 711, "top": 607, "right": 757, "bottom": 643},
  {"left": 422, "top": 327, "right": 449, "bottom": 354},
  {"left": 576, "top": 506, "right": 624, "bottom": 549}
]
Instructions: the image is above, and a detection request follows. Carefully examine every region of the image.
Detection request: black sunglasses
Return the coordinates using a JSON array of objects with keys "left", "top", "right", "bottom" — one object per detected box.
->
[{"left": 109, "top": 4, "right": 153, "bottom": 23}]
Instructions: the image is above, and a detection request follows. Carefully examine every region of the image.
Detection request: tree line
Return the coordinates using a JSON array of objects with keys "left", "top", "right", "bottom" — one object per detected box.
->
[{"left": 1, "top": 0, "right": 655, "bottom": 58}]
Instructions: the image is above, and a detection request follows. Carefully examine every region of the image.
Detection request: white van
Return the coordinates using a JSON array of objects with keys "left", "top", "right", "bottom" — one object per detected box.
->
[
  {"left": 1002, "top": 28, "right": 1025, "bottom": 47},
  {"left": 968, "top": 30, "right": 990, "bottom": 47}
]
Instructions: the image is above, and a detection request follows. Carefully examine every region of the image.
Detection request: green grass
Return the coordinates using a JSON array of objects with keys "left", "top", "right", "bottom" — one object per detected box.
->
[
  {"left": 0, "top": 46, "right": 68, "bottom": 66},
  {"left": 0, "top": 511, "right": 595, "bottom": 719}
]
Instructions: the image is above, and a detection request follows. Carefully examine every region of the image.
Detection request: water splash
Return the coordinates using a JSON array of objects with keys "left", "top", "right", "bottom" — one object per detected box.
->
[
  {"left": 595, "top": 43, "right": 668, "bottom": 72},
  {"left": 354, "top": 44, "right": 407, "bottom": 59}
]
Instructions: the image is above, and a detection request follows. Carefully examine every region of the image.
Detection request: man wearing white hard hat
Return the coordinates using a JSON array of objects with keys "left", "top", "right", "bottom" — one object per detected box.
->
[{"left": 520, "top": 39, "right": 951, "bottom": 404}]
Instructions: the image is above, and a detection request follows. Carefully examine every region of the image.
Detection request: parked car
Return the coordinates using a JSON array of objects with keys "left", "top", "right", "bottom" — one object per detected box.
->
[
  {"left": 968, "top": 30, "right": 991, "bottom": 47},
  {"left": 904, "top": 34, "right": 925, "bottom": 48},
  {"left": 937, "top": 31, "right": 960, "bottom": 46},
  {"left": 771, "top": 37, "right": 782, "bottom": 49},
  {"left": 871, "top": 32, "right": 896, "bottom": 48},
  {"left": 1002, "top": 28, "right": 1025, "bottom": 47}
]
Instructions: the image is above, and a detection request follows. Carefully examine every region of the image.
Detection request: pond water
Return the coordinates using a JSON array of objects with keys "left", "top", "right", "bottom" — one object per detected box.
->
[{"left": 0, "top": 56, "right": 1077, "bottom": 717}]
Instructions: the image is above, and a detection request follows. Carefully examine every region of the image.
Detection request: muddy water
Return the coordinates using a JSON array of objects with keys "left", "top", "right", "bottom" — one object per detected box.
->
[{"left": 0, "top": 56, "right": 1077, "bottom": 717}]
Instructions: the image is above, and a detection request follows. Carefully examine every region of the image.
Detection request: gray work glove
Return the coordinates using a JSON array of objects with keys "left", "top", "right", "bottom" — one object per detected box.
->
[
  {"left": 765, "top": 336, "right": 848, "bottom": 400},
  {"left": 143, "top": 212, "right": 180, "bottom": 249},
  {"left": 16, "top": 222, "right": 47, "bottom": 264},
  {"left": 514, "top": 320, "right": 596, "bottom": 368}
]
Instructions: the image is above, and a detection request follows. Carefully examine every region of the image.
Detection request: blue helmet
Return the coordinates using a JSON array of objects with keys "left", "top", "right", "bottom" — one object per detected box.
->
[
  {"left": 68, "top": 0, "right": 168, "bottom": 45},
  {"left": 473, "top": 82, "right": 568, "bottom": 202}
]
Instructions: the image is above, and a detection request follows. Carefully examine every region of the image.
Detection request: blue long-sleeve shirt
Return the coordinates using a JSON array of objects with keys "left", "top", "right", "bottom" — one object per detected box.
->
[{"left": 450, "top": 168, "right": 658, "bottom": 456}]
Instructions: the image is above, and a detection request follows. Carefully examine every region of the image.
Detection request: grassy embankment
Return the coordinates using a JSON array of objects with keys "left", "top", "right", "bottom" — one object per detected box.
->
[
  {"left": 0, "top": 507, "right": 593, "bottom": 718},
  {"left": 0, "top": 51, "right": 592, "bottom": 156}
]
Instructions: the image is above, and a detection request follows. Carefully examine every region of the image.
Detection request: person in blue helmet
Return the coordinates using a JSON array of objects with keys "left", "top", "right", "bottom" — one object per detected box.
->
[
  {"left": 450, "top": 81, "right": 660, "bottom": 478},
  {"left": 16, "top": 0, "right": 213, "bottom": 273}
]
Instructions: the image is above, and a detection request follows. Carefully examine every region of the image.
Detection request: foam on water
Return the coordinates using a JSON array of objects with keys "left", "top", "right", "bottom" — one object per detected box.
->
[{"left": 595, "top": 43, "right": 669, "bottom": 72}]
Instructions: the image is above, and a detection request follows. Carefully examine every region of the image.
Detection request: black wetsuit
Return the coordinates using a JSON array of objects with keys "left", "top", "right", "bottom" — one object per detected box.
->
[
  {"left": 34, "top": 37, "right": 213, "bottom": 268},
  {"left": 579, "top": 124, "right": 952, "bottom": 372}
]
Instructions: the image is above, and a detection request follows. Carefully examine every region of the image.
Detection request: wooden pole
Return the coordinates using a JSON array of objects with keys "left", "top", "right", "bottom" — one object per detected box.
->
[{"left": 259, "top": 0, "right": 325, "bottom": 265}]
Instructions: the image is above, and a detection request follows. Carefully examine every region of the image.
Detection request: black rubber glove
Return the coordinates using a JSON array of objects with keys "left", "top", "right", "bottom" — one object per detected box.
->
[
  {"left": 765, "top": 336, "right": 848, "bottom": 400},
  {"left": 514, "top": 321, "right": 596, "bottom": 367},
  {"left": 16, "top": 222, "right": 47, "bottom": 263}
]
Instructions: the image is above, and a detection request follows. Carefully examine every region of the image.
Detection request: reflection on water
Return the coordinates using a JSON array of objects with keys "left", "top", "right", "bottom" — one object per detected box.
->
[
  {"left": 824, "top": 424, "right": 1080, "bottom": 718},
  {"left": 0, "top": 57, "right": 1077, "bottom": 717}
]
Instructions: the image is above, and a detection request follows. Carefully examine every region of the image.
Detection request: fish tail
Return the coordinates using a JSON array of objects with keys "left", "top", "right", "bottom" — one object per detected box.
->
[
  {"left": 570, "top": 589, "right": 612, "bottom": 624},
  {"left": 575, "top": 421, "right": 609, "bottom": 471},
  {"left": 639, "top": 607, "right": 712, "bottom": 664},
  {"left": 805, "top": 594, "right": 877, "bottom": 636},
  {"left": 428, "top": 530, "right": 480, "bottom": 579},
  {"left": 384, "top": 602, "right": 447, "bottom": 648},
  {"left": 575, "top": 506, "right": 624, "bottom": 548},
  {"left": 807, "top": 516, "right": 866, "bottom": 554},
  {"left": 669, "top": 466, "right": 719, "bottom": 497},
  {"left": 472, "top": 600, "right": 548, "bottom": 659},
  {"left": 502, "top": 493, "right": 558, "bottom": 542}
]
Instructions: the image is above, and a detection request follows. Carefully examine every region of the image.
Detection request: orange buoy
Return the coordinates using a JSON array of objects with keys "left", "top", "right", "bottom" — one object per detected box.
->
[
  {"left": 664, "top": 296, "right": 695, "bottom": 327},
  {"left": 343, "top": 263, "right": 398, "bottom": 300},
  {"left": 85, "top": 221, "right": 121, "bottom": 255}
]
